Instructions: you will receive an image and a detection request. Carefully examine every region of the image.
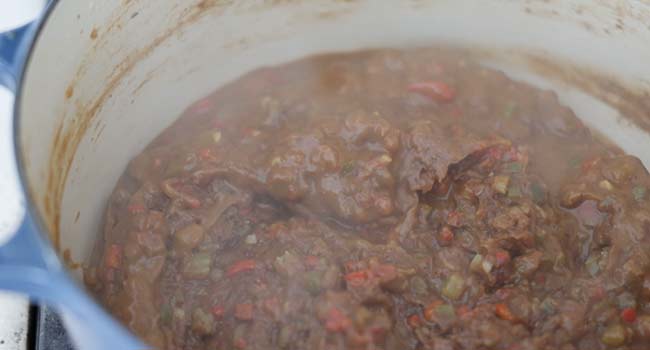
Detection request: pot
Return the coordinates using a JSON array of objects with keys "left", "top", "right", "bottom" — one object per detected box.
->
[{"left": 1, "top": 1, "right": 650, "bottom": 349}]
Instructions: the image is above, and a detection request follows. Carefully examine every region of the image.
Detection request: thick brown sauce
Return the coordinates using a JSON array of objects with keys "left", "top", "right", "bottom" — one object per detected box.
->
[{"left": 85, "top": 48, "right": 650, "bottom": 350}]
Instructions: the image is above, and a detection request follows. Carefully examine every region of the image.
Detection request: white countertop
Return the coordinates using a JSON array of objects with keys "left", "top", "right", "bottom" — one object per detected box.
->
[
  {"left": 0, "top": 2, "right": 48, "bottom": 348},
  {"left": 0, "top": 86, "right": 29, "bottom": 350}
]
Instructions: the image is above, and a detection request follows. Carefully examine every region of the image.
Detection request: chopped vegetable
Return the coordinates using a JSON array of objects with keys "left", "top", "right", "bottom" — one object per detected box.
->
[
  {"left": 160, "top": 303, "right": 172, "bottom": 325},
  {"left": 233, "top": 324, "right": 248, "bottom": 349},
  {"left": 585, "top": 255, "right": 601, "bottom": 277},
  {"left": 325, "top": 307, "right": 351, "bottom": 332},
  {"left": 495, "top": 250, "right": 511, "bottom": 266},
  {"left": 633, "top": 186, "right": 647, "bottom": 202},
  {"left": 457, "top": 305, "right": 472, "bottom": 320},
  {"left": 435, "top": 304, "right": 456, "bottom": 321},
  {"left": 482, "top": 259, "right": 494, "bottom": 274},
  {"left": 495, "top": 303, "right": 516, "bottom": 322},
  {"left": 345, "top": 270, "right": 369, "bottom": 288},
  {"left": 341, "top": 161, "right": 356, "bottom": 175},
  {"left": 424, "top": 301, "right": 443, "bottom": 321},
  {"left": 621, "top": 308, "right": 637, "bottom": 323},
  {"left": 303, "top": 270, "right": 324, "bottom": 295},
  {"left": 227, "top": 259, "right": 257, "bottom": 277},
  {"left": 274, "top": 251, "right": 302, "bottom": 277},
  {"left": 502, "top": 101, "right": 517, "bottom": 119},
  {"left": 127, "top": 203, "right": 146, "bottom": 215},
  {"left": 378, "top": 154, "right": 393, "bottom": 164},
  {"left": 637, "top": 315, "right": 650, "bottom": 338},
  {"left": 407, "top": 314, "right": 423, "bottom": 328},
  {"left": 191, "top": 308, "right": 216, "bottom": 336},
  {"left": 439, "top": 226, "right": 454, "bottom": 244},
  {"left": 503, "top": 162, "right": 523, "bottom": 173},
  {"left": 211, "top": 305, "right": 225, "bottom": 318},
  {"left": 234, "top": 339, "right": 247, "bottom": 349},
  {"left": 530, "top": 182, "right": 546, "bottom": 204},
  {"left": 615, "top": 292, "right": 636, "bottom": 310},
  {"left": 507, "top": 184, "right": 522, "bottom": 198},
  {"left": 174, "top": 224, "right": 205, "bottom": 251},
  {"left": 407, "top": 81, "right": 456, "bottom": 102},
  {"left": 353, "top": 307, "right": 373, "bottom": 328},
  {"left": 182, "top": 253, "right": 212, "bottom": 279},
  {"left": 270, "top": 157, "right": 282, "bottom": 166},
  {"left": 104, "top": 244, "right": 122, "bottom": 269},
  {"left": 599, "top": 180, "right": 614, "bottom": 191},
  {"left": 539, "top": 298, "right": 556, "bottom": 315},
  {"left": 601, "top": 324, "right": 626, "bottom": 346},
  {"left": 244, "top": 234, "right": 258, "bottom": 245},
  {"left": 410, "top": 276, "right": 428, "bottom": 295},
  {"left": 469, "top": 254, "right": 483, "bottom": 273},
  {"left": 278, "top": 325, "right": 293, "bottom": 348},
  {"left": 446, "top": 211, "right": 462, "bottom": 227},
  {"left": 442, "top": 274, "right": 466, "bottom": 300},
  {"left": 234, "top": 303, "right": 254, "bottom": 321},
  {"left": 568, "top": 155, "right": 583, "bottom": 169},
  {"left": 304, "top": 255, "right": 320, "bottom": 269},
  {"left": 492, "top": 175, "right": 510, "bottom": 194},
  {"left": 173, "top": 307, "right": 186, "bottom": 324},
  {"left": 212, "top": 130, "right": 222, "bottom": 143}
]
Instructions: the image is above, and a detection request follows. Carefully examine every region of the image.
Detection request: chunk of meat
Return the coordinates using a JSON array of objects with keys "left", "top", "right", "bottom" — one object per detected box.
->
[{"left": 398, "top": 120, "right": 508, "bottom": 192}]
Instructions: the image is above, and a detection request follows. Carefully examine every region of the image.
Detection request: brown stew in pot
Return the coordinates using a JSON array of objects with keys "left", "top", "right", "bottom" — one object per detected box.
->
[{"left": 84, "top": 48, "right": 650, "bottom": 350}]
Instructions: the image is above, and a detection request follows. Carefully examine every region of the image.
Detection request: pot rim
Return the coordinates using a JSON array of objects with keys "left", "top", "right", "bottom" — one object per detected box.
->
[{"left": 12, "top": 0, "right": 60, "bottom": 251}]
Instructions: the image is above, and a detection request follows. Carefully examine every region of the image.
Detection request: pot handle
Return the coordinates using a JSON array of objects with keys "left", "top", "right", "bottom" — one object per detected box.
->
[
  {"left": 0, "top": 213, "right": 149, "bottom": 350},
  {"left": 0, "top": 15, "right": 148, "bottom": 350},
  {"left": 0, "top": 22, "right": 35, "bottom": 92}
]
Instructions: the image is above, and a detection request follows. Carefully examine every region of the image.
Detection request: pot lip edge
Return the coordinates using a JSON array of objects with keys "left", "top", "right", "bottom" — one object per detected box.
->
[{"left": 12, "top": 0, "right": 63, "bottom": 261}]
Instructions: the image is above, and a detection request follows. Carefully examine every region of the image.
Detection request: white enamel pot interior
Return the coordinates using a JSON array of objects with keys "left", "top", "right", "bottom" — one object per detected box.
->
[{"left": 15, "top": 0, "right": 650, "bottom": 347}]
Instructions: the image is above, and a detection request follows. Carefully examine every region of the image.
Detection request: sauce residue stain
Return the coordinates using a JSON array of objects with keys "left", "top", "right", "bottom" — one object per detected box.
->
[
  {"left": 63, "top": 249, "right": 81, "bottom": 269},
  {"left": 90, "top": 28, "right": 98, "bottom": 40},
  {"left": 45, "top": 0, "right": 227, "bottom": 252},
  {"left": 65, "top": 85, "right": 74, "bottom": 99}
]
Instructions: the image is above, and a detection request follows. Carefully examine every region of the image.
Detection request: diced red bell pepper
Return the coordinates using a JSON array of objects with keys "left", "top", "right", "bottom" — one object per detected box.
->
[
  {"left": 423, "top": 300, "right": 443, "bottom": 321},
  {"left": 372, "top": 264, "right": 397, "bottom": 283},
  {"left": 234, "top": 303, "right": 254, "bottom": 321},
  {"left": 408, "top": 81, "right": 456, "bottom": 102},
  {"left": 495, "top": 303, "right": 516, "bottom": 321},
  {"left": 344, "top": 270, "right": 370, "bottom": 288},
  {"left": 457, "top": 305, "right": 472, "bottom": 320},
  {"left": 227, "top": 259, "right": 257, "bottom": 277},
  {"left": 234, "top": 338, "right": 247, "bottom": 349},
  {"left": 211, "top": 305, "right": 225, "bottom": 318},
  {"left": 407, "top": 314, "right": 423, "bottom": 328},
  {"left": 495, "top": 250, "right": 511, "bottom": 267},
  {"left": 304, "top": 255, "right": 320, "bottom": 269},
  {"left": 581, "top": 157, "right": 600, "bottom": 173},
  {"left": 621, "top": 308, "right": 637, "bottom": 323},
  {"left": 185, "top": 196, "right": 202, "bottom": 209},
  {"left": 263, "top": 297, "right": 280, "bottom": 316},
  {"left": 486, "top": 146, "right": 505, "bottom": 161},
  {"left": 198, "top": 148, "right": 216, "bottom": 161},
  {"left": 439, "top": 226, "right": 454, "bottom": 244},
  {"left": 446, "top": 211, "right": 462, "bottom": 227},
  {"left": 127, "top": 203, "right": 146, "bottom": 215},
  {"left": 325, "top": 307, "right": 351, "bottom": 332}
]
